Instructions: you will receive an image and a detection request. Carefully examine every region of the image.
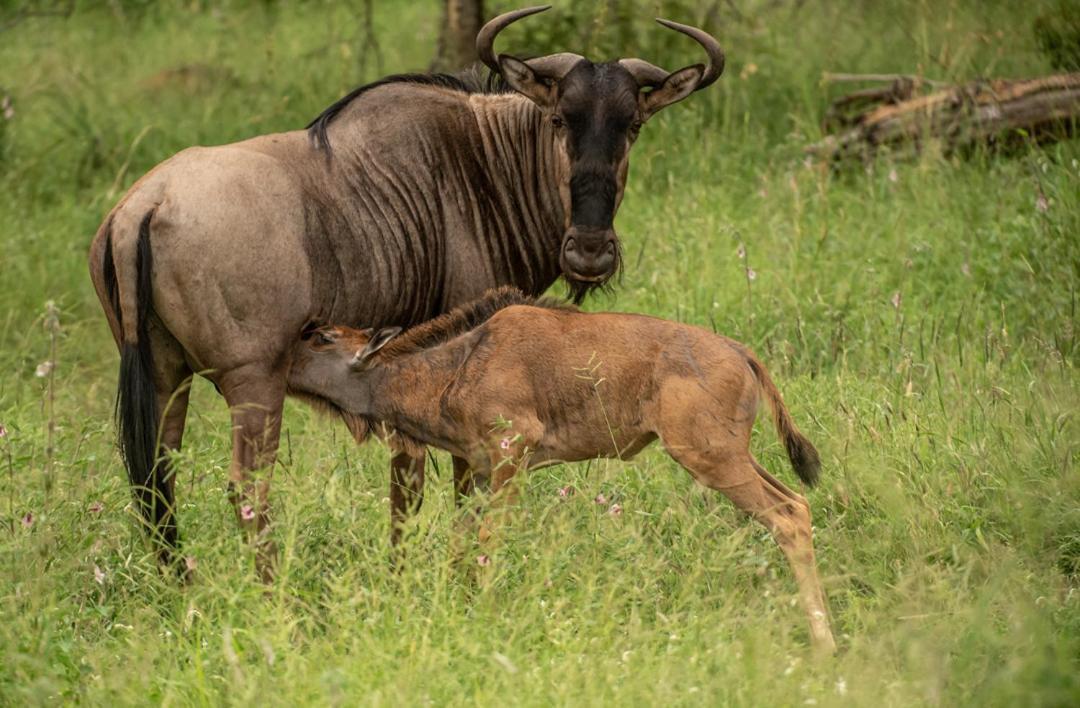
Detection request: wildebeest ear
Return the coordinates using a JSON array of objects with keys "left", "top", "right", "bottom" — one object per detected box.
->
[
  {"left": 640, "top": 65, "right": 704, "bottom": 119},
  {"left": 499, "top": 55, "right": 557, "bottom": 108},
  {"left": 351, "top": 326, "right": 402, "bottom": 368}
]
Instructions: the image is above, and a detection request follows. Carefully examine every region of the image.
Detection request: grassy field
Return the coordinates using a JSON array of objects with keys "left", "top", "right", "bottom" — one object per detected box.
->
[{"left": 1, "top": 0, "right": 1077, "bottom": 704}]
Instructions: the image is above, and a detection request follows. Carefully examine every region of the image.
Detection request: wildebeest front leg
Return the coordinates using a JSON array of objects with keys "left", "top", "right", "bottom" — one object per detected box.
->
[{"left": 221, "top": 367, "right": 285, "bottom": 583}]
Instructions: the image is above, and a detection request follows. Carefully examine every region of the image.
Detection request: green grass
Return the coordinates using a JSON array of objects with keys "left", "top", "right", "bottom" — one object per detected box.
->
[{"left": 1, "top": 1, "right": 1077, "bottom": 704}]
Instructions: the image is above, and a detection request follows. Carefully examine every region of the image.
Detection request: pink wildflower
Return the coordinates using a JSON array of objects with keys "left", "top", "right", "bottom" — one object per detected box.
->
[
  {"left": 88, "top": 501, "right": 104, "bottom": 514},
  {"left": 0, "top": 423, "right": 7, "bottom": 438},
  {"left": 240, "top": 504, "right": 255, "bottom": 521},
  {"left": 608, "top": 503, "right": 623, "bottom": 516},
  {"left": 594, "top": 493, "right": 607, "bottom": 505},
  {"left": 890, "top": 291, "right": 902, "bottom": 310},
  {"left": 499, "top": 437, "right": 512, "bottom": 451},
  {"left": 746, "top": 268, "right": 757, "bottom": 281},
  {"left": 35, "top": 361, "right": 54, "bottom": 378},
  {"left": 21, "top": 512, "right": 33, "bottom": 528},
  {"left": 185, "top": 556, "right": 198, "bottom": 572},
  {"left": 94, "top": 564, "right": 106, "bottom": 585},
  {"left": 558, "top": 485, "right": 574, "bottom": 499},
  {"left": 736, "top": 244, "right": 746, "bottom": 260},
  {"left": 476, "top": 554, "right": 491, "bottom": 567}
]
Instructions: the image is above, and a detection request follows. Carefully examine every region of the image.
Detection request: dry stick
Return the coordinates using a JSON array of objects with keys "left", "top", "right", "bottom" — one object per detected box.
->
[
  {"left": 357, "top": 0, "right": 383, "bottom": 75},
  {"left": 574, "top": 353, "right": 621, "bottom": 460},
  {"left": 5, "top": 439, "right": 13, "bottom": 534},
  {"left": 43, "top": 301, "right": 59, "bottom": 499},
  {"left": 0, "top": 0, "right": 74, "bottom": 33},
  {"left": 739, "top": 242, "right": 755, "bottom": 321}
]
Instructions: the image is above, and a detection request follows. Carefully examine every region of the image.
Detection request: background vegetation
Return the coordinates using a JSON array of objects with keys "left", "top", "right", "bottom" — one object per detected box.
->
[{"left": 1, "top": 0, "right": 1077, "bottom": 704}]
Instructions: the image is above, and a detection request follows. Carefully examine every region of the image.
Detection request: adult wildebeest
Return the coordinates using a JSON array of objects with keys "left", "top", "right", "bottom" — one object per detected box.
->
[
  {"left": 289, "top": 287, "right": 837, "bottom": 653},
  {"left": 88, "top": 6, "right": 725, "bottom": 578}
]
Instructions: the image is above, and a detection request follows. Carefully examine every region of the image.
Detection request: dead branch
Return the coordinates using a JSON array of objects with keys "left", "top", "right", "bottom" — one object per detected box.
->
[
  {"left": 356, "top": 0, "right": 383, "bottom": 75},
  {"left": 809, "top": 72, "right": 1080, "bottom": 162}
]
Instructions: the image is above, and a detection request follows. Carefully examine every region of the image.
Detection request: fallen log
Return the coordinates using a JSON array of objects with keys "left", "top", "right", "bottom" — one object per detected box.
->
[{"left": 808, "top": 72, "right": 1080, "bottom": 161}]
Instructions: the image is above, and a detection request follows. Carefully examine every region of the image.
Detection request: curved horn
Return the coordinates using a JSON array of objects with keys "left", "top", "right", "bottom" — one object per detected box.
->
[
  {"left": 655, "top": 18, "right": 725, "bottom": 90},
  {"left": 477, "top": 5, "right": 552, "bottom": 74},
  {"left": 526, "top": 52, "right": 586, "bottom": 80},
  {"left": 618, "top": 58, "right": 670, "bottom": 88}
]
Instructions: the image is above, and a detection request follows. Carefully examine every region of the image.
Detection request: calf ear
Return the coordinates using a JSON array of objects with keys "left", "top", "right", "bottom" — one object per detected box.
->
[
  {"left": 352, "top": 326, "right": 402, "bottom": 368},
  {"left": 499, "top": 55, "right": 557, "bottom": 109},
  {"left": 640, "top": 65, "right": 703, "bottom": 119}
]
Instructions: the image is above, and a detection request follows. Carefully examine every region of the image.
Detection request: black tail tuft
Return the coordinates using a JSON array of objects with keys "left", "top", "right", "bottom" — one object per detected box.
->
[
  {"left": 782, "top": 426, "right": 821, "bottom": 488},
  {"left": 114, "top": 212, "right": 177, "bottom": 558},
  {"left": 745, "top": 352, "right": 822, "bottom": 487}
]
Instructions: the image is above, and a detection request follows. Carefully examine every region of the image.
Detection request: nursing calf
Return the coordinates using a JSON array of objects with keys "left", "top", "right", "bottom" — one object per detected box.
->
[{"left": 290, "top": 287, "right": 836, "bottom": 652}]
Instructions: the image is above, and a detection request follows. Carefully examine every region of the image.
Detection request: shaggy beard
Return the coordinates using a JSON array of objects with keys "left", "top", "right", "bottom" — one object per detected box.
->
[{"left": 563, "top": 240, "right": 623, "bottom": 305}]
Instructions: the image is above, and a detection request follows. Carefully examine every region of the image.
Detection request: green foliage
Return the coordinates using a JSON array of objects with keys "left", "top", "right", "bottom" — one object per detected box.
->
[
  {"left": 1034, "top": 0, "right": 1080, "bottom": 70},
  {"left": 0, "top": 0, "right": 1078, "bottom": 705},
  {"left": 495, "top": 0, "right": 717, "bottom": 63}
]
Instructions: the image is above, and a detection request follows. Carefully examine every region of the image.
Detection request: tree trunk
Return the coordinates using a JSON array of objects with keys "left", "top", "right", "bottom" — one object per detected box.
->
[{"left": 432, "top": 0, "right": 485, "bottom": 72}]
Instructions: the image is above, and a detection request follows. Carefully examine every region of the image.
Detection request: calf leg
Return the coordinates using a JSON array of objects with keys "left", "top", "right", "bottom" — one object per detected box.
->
[
  {"left": 219, "top": 366, "right": 285, "bottom": 583},
  {"left": 477, "top": 463, "right": 522, "bottom": 545},
  {"left": 389, "top": 450, "right": 424, "bottom": 549},
  {"left": 452, "top": 456, "right": 474, "bottom": 506},
  {"left": 477, "top": 429, "right": 535, "bottom": 545},
  {"left": 666, "top": 443, "right": 836, "bottom": 654}
]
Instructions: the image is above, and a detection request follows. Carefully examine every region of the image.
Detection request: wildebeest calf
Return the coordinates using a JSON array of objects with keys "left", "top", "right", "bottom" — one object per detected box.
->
[{"left": 290, "top": 287, "right": 836, "bottom": 653}]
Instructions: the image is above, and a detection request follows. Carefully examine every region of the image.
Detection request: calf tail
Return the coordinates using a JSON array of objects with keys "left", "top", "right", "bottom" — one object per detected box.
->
[
  {"left": 103, "top": 211, "right": 177, "bottom": 556},
  {"left": 744, "top": 353, "right": 821, "bottom": 487}
]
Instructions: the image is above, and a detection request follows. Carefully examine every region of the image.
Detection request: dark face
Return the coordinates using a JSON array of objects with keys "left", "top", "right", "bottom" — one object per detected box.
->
[
  {"left": 551, "top": 62, "right": 640, "bottom": 296},
  {"left": 499, "top": 56, "right": 704, "bottom": 302}
]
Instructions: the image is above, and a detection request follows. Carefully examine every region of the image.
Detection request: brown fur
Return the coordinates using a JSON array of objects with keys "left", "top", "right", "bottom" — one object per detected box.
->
[
  {"left": 378, "top": 286, "right": 575, "bottom": 359},
  {"left": 289, "top": 289, "right": 837, "bottom": 653}
]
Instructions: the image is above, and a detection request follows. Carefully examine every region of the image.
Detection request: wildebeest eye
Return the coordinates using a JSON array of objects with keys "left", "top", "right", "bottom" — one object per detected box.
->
[
  {"left": 630, "top": 120, "right": 643, "bottom": 136},
  {"left": 551, "top": 114, "right": 565, "bottom": 129},
  {"left": 316, "top": 331, "right": 336, "bottom": 346}
]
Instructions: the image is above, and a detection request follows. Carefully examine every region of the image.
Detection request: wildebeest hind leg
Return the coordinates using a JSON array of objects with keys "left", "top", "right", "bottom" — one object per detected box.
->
[
  {"left": 147, "top": 319, "right": 192, "bottom": 575},
  {"left": 732, "top": 457, "right": 836, "bottom": 655},
  {"left": 220, "top": 365, "right": 286, "bottom": 583},
  {"left": 663, "top": 435, "right": 836, "bottom": 653},
  {"left": 153, "top": 372, "right": 192, "bottom": 574}
]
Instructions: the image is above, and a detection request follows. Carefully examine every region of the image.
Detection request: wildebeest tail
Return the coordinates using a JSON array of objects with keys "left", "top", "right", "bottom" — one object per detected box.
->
[
  {"left": 744, "top": 353, "right": 821, "bottom": 487},
  {"left": 104, "top": 211, "right": 177, "bottom": 555}
]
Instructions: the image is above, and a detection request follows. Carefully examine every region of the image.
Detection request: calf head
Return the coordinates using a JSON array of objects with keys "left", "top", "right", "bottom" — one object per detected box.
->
[{"left": 293, "top": 325, "right": 400, "bottom": 413}]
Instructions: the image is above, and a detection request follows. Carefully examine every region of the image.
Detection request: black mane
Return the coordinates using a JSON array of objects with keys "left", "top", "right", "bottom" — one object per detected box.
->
[
  {"left": 306, "top": 65, "right": 511, "bottom": 154},
  {"left": 381, "top": 286, "right": 574, "bottom": 358}
]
